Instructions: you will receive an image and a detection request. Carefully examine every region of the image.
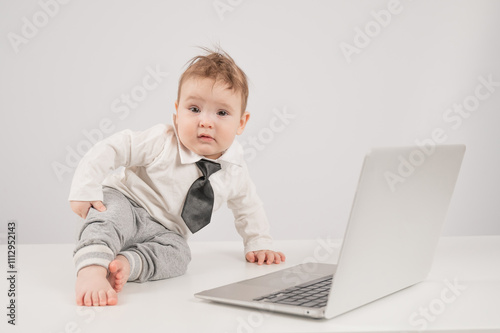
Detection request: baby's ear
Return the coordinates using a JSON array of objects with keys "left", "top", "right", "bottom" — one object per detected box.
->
[
  {"left": 237, "top": 112, "right": 250, "bottom": 135},
  {"left": 175, "top": 101, "right": 179, "bottom": 112}
]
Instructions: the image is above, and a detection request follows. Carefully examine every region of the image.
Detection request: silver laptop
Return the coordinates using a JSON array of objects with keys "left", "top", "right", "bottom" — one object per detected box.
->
[{"left": 195, "top": 144, "right": 466, "bottom": 319}]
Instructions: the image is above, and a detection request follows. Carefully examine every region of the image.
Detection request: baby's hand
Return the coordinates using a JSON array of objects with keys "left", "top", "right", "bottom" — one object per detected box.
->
[
  {"left": 246, "top": 250, "right": 286, "bottom": 265},
  {"left": 70, "top": 201, "right": 106, "bottom": 219}
]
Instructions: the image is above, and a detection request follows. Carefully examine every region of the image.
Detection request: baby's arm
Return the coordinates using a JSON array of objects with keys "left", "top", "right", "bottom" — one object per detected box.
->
[
  {"left": 69, "top": 124, "right": 168, "bottom": 211},
  {"left": 227, "top": 164, "right": 285, "bottom": 265}
]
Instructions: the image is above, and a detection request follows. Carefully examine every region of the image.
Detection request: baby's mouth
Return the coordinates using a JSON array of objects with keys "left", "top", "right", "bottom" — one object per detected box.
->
[{"left": 198, "top": 134, "right": 215, "bottom": 141}]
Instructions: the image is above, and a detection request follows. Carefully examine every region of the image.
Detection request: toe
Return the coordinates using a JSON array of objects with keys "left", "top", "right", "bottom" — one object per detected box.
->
[
  {"left": 76, "top": 292, "right": 84, "bottom": 306},
  {"left": 108, "top": 260, "right": 118, "bottom": 273},
  {"left": 98, "top": 290, "right": 107, "bottom": 306},
  {"left": 118, "top": 275, "right": 126, "bottom": 285},
  {"left": 115, "top": 281, "right": 122, "bottom": 290},
  {"left": 107, "top": 290, "right": 118, "bottom": 305},
  {"left": 91, "top": 291, "right": 99, "bottom": 306},
  {"left": 84, "top": 292, "right": 92, "bottom": 306}
]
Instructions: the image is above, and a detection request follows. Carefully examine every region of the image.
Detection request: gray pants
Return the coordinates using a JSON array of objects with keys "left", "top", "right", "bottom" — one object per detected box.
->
[{"left": 73, "top": 187, "right": 191, "bottom": 282}]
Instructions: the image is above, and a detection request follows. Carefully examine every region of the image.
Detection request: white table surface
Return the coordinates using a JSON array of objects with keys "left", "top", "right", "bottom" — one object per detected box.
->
[{"left": 2, "top": 236, "right": 500, "bottom": 333}]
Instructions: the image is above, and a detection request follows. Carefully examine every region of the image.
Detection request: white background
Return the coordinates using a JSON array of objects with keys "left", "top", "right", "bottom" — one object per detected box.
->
[{"left": 1, "top": 0, "right": 499, "bottom": 245}]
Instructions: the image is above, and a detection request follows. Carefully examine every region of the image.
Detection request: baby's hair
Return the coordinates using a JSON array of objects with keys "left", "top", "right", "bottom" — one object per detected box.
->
[{"left": 177, "top": 47, "right": 249, "bottom": 113}]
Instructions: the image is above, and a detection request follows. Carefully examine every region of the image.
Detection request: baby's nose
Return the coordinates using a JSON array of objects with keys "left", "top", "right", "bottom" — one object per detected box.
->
[{"left": 199, "top": 113, "right": 214, "bottom": 128}]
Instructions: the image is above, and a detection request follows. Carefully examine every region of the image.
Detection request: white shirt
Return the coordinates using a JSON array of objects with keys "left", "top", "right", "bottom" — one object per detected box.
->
[{"left": 68, "top": 119, "right": 273, "bottom": 254}]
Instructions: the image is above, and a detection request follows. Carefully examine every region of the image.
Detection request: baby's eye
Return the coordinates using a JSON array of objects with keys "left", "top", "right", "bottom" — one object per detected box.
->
[
  {"left": 217, "top": 110, "right": 228, "bottom": 116},
  {"left": 189, "top": 106, "right": 200, "bottom": 113}
]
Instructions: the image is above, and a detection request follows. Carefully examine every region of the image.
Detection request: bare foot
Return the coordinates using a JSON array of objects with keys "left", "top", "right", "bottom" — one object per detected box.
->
[
  {"left": 75, "top": 265, "right": 118, "bottom": 306},
  {"left": 108, "top": 255, "right": 131, "bottom": 293}
]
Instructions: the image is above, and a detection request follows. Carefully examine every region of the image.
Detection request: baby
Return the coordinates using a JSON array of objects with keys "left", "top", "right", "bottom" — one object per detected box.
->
[{"left": 69, "top": 48, "right": 285, "bottom": 306}]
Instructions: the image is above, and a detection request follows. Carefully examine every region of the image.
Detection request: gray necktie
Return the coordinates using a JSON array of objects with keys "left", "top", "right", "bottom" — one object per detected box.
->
[{"left": 181, "top": 159, "right": 221, "bottom": 233}]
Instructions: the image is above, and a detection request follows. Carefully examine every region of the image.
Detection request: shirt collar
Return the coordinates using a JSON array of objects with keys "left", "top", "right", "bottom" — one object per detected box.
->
[{"left": 171, "top": 114, "right": 244, "bottom": 168}]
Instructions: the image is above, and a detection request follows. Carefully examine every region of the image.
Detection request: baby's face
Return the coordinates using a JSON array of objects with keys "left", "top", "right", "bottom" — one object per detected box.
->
[{"left": 175, "top": 77, "right": 249, "bottom": 160}]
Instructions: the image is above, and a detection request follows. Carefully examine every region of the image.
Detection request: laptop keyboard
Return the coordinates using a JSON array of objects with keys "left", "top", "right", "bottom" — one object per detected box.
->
[{"left": 253, "top": 275, "right": 333, "bottom": 308}]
